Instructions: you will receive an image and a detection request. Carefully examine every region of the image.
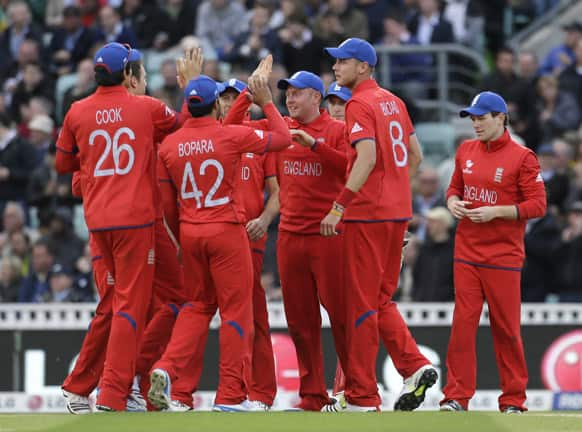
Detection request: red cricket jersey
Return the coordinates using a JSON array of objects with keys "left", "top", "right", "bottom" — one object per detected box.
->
[
  {"left": 158, "top": 104, "right": 290, "bottom": 226},
  {"left": 224, "top": 92, "right": 348, "bottom": 235},
  {"left": 446, "top": 130, "right": 547, "bottom": 269},
  {"left": 56, "top": 86, "right": 179, "bottom": 231},
  {"left": 344, "top": 79, "right": 415, "bottom": 222}
]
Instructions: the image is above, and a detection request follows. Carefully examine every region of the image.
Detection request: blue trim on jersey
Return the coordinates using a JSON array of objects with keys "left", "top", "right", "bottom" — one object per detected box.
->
[
  {"left": 344, "top": 217, "right": 412, "bottom": 223},
  {"left": 168, "top": 303, "right": 180, "bottom": 316},
  {"left": 515, "top": 205, "right": 520, "bottom": 220},
  {"left": 183, "top": 302, "right": 193, "bottom": 308},
  {"left": 91, "top": 255, "right": 102, "bottom": 262},
  {"left": 264, "top": 174, "right": 276, "bottom": 179},
  {"left": 159, "top": 178, "right": 172, "bottom": 183},
  {"left": 89, "top": 221, "right": 155, "bottom": 233},
  {"left": 56, "top": 146, "right": 77, "bottom": 154},
  {"left": 116, "top": 311, "right": 137, "bottom": 330},
  {"left": 264, "top": 132, "right": 272, "bottom": 153},
  {"left": 226, "top": 320, "right": 244, "bottom": 338},
  {"left": 351, "top": 137, "right": 375, "bottom": 147},
  {"left": 454, "top": 258, "right": 522, "bottom": 272},
  {"left": 355, "top": 310, "right": 376, "bottom": 328},
  {"left": 251, "top": 248, "right": 264, "bottom": 255}
]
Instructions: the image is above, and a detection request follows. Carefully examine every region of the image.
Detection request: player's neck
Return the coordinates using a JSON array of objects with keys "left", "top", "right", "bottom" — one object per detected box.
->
[
  {"left": 295, "top": 108, "right": 320, "bottom": 125},
  {"left": 484, "top": 128, "right": 505, "bottom": 143},
  {"left": 351, "top": 75, "right": 372, "bottom": 91}
]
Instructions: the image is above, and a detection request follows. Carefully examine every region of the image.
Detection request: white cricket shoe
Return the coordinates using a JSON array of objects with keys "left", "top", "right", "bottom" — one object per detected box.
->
[
  {"left": 394, "top": 365, "right": 438, "bottom": 411},
  {"left": 245, "top": 400, "right": 271, "bottom": 411},
  {"left": 165, "top": 400, "right": 193, "bottom": 412},
  {"left": 322, "top": 393, "right": 379, "bottom": 413},
  {"left": 148, "top": 369, "right": 172, "bottom": 410},
  {"left": 62, "top": 389, "right": 92, "bottom": 415},
  {"left": 213, "top": 400, "right": 258, "bottom": 412}
]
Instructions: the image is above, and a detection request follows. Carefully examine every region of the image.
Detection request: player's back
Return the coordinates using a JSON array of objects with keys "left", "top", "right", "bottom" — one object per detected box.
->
[
  {"left": 345, "top": 79, "right": 414, "bottom": 221},
  {"left": 66, "top": 87, "right": 166, "bottom": 231}
]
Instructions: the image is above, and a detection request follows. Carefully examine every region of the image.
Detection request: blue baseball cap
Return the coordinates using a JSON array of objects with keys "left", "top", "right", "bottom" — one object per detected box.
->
[
  {"left": 94, "top": 42, "right": 131, "bottom": 73},
  {"left": 184, "top": 75, "right": 219, "bottom": 108},
  {"left": 325, "top": 81, "right": 351, "bottom": 102},
  {"left": 128, "top": 48, "right": 142, "bottom": 63},
  {"left": 277, "top": 71, "right": 324, "bottom": 96},
  {"left": 324, "top": 38, "right": 377, "bottom": 67},
  {"left": 460, "top": 91, "right": 508, "bottom": 118},
  {"left": 220, "top": 78, "right": 247, "bottom": 94}
]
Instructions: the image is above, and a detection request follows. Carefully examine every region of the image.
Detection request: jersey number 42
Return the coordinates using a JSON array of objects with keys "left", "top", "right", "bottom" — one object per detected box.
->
[{"left": 181, "top": 160, "right": 229, "bottom": 208}]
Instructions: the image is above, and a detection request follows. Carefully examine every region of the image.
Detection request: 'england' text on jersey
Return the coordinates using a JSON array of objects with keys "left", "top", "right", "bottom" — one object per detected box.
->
[
  {"left": 379, "top": 101, "right": 400, "bottom": 116},
  {"left": 464, "top": 185, "right": 498, "bottom": 205},
  {"left": 283, "top": 160, "right": 322, "bottom": 177},
  {"left": 178, "top": 139, "right": 215, "bottom": 157}
]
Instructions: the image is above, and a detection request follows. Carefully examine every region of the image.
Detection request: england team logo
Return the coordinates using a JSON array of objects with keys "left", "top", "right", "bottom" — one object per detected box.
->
[
  {"left": 494, "top": 167, "right": 504, "bottom": 183},
  {"left": 462, "top": 159, "right": 474, "bottom": 174}
]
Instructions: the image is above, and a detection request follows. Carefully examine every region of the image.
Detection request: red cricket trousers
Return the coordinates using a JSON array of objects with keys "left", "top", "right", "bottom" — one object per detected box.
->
[
  {"left": 343, "top": 221, "right": 428, "bottom": 407},
  {"left": 153, "top": 223, "right": 253, "bottom": 405},
  {"left": 442, "top": 261, "right": 528, "bottom": 411},
  {"left": 277, "top": 231, "right": 348, "bottom": 411},
  {"left": 62, "top": 246, "right": 113, "bottom": 396},
  {"left": 93, "top": 225, "right": 155, "bottom": 411}
]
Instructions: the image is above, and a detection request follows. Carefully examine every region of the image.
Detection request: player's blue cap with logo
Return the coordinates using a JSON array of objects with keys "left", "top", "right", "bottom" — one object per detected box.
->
[
  {"left": 324, "top": 38, "right": 377, "bottom": 67},
  {"left": 128, "top": 48, "right": 142, "bottom": 63},
  {"left": 184, "top": 75, "right": 219, "bottom": 108},
  {"left": 220, "top": 78, "right": 247, "bottom": 94},
  {"left": 94, "top": 42, "right": 132, "bottom": 73},
  {"left": 460, "top": 91, "right": 508, "bottom": 117},
  {"left": 277, "top": 71, "right": 324, "bottom": 96},
  {"left": 325, "top": 81, "right": 352, "bottom": 102}
]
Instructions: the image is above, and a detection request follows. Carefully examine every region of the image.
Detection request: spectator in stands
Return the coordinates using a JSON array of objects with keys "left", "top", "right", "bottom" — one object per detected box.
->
[
  {"left": 151, "top": 59, "right": 182, "bottom": 111},
  {"left": 74, "top": 242, "right": 96, "bottom": 302},
  {"left": 0, "top": 38, "right": 40, "bottom": 90},
  {"left": 18, "top": 96, "right": 54, "bottom": 139},
  {"left": 119, "top": 0, "right": 167, "bottom": 49},
  {"left": 18, "top": 239, "right": 54, "bottom": 302},
  {"left": 95, "top": 5, "right": 138, "bottom": 48},
  {"left": 521, "top": 211, "right": 561, "bottom": 302},
  {"left": 558, "top": 38, "right": 582, "bottom": 110},
  {"left": 411, "top": 206, "right": 455, "bottom": 302},
  {"left": 555, "top": 201, "right": 582, "bottom": 302},
  {"left": 518, "top": 50, "right": 540, "bottom": 83},
  {"left": 0, "top": 113, "right": 38, "bottom": 217},
  {"left": 61, "top": 58, "right": 96, "bottom": 120},
  {"left": 196, "top": 0, "right": 247, "bottom": 61},
  {"left": 48, "top": 6, "right": 99, "bottom": 77},
  {"left": 6, "top": 230, "right": 30, "bottom": 277},
  {"left": 353, "top": 0, "right": 390, "bottom": 43},
  {"left": 313, "top": 0, "right": 369, "bottom": 47},
  {"left": 228, "top": 1, "right": 283, "bottom": 72},
  {"left": 44, "top": 207, "right": 84, "bottom": 270},
  {"left": 0, "top": 1, "right": 43, "bottom": 75},
  {"left": 513, "top": 50, "right": 542, "bottom": 150},
  {"left": 9, "top": 62, "right": 54, "bottom": 124},
  {"left": 411, "top": 166, "right": 446, "bottom": 241},
  {"left": 0, "top": 202, "right": 34, "bottom": 250},
  {"left": 0, "top": 254, "right": 24, "bottom": 302},
  {"left": 443, "top": 0, "right": 485, "bottom": 52},
  {"left": 407, "top": 0, "right": 455, "bottom": 45},
  {"left": 27, "top": 115, "right": 55, "bottom": 165},
  {"left": 156, "top": 0, "right": 199, "bottom": 49},
  {"left": 42, "top": 262, "right": 83, "bottom": 302},
  {"left": 536, "top": 74, "right": 581, "bottom": 143},
  {"left": 278, "top": 11, "right": 327, "bottom": 75},
  {"left": 539, "top": 21, "right": 582, "bottom": 76},
  {"left": 538, "top": 143, "right": 570, "bottom": 215}
]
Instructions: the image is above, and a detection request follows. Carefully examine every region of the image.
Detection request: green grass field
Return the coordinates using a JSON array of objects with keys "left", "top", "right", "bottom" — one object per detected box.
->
[{"left": 1, "top": 412, "right": 582, "bottom": 432}]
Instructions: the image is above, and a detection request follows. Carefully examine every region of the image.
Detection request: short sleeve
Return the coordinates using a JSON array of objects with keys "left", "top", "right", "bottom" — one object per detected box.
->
[
  {"left": 234, "top": 125, "right": 273, "bottom": 154},
  {"left": 147, "top": 96, "right": 179, "bottom": 133},
  {"left": 56, "top": 110, "right": 78, "bottom": 154},
  {"left": 345, "top": 99, "right": 376, "bottom": 147}
]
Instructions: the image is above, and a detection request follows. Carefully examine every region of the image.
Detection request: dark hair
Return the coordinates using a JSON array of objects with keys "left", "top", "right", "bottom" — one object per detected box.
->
[
  {"left": 128, "top": 60, "right": 142, "bottom": 80},
  {"left": 491, "top": 111, "right": 509, "bottom": 126},
  {"left": 497, "top": 46, "right": 515, "bottom": 58},
  {"left": 32, "top": 238, "right": 54, "bottom": 255},
  {"left": 0, "top": 112, "right": 14, "bottom": 128},
  {"left": 188, "top": 102, "right": 216, "bottom": 117},
  {"left": 94, "top": 65, "right": 126, "bottom": 86}
]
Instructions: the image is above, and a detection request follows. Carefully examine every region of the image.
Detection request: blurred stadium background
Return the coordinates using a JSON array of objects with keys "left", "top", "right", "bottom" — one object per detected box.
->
[{"left": 0, "top": 0, "right": 582, "bottom": 414}]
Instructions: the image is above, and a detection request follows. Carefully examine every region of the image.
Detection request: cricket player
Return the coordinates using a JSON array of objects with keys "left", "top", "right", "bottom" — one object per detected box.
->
[
  {"left": 224, "top": 71, "right": 350, "bottom": 411},
  {"left": 322, "top": 38, "right": 436, "bottom": 412},
  {"left": 441, "top": 91, "right": 546, "bottom": 413},
  {"left": 325, "top": 81, "right": 351, "bottom": 121},
  {"left": 147, "top": 73, "right": 291, "bottom": 412},
  {"left": 56, "top": 42, "right": 186, "bottom": 412}
]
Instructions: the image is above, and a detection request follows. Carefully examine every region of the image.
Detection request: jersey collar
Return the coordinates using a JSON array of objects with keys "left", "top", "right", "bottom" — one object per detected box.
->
[
  {"left": 287, "top": 109, "right": 330, "bottom": 132},
  {"left": 184, "top": 116, "right": 220, "bottom": 128},
  {"left": 352, "top": 78, "right": 378, "bottom": 95},
  {"left": 482, "top": 129, "right": 511, "bottom": 152},
  {"left": 95, "top": 85, "right": 129, "bottom": 95}
]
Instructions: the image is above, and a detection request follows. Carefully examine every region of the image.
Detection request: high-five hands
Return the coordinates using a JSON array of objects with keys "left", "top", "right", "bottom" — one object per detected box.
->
[{"left": 176, "top": 47, "right": 204, "bottom": 89}]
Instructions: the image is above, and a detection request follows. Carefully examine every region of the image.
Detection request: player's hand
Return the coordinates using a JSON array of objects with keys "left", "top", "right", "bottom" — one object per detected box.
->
[
  {"left": 448, "top": 200, "right": 471, "bottom": 220},
  {"left": 250, "top": 54, "right": 273, "bottom": 81},
  {"left": 176, "top": 47, "right": 203, "bottom": 89},
  {"left": 290, "top": 129, "right": 315, "bottom": 148},
  {"left": 248, "top": 75, "right": 272, "bottom": 107},
  {"left": 465, "top": 206, "right": 497, "bottom": 223},
  {"left": 321, "top": 211, "right": 341, "bottom": 236},
  {"left": 246, "top": 217, "right": 268, "bottom": 241}
]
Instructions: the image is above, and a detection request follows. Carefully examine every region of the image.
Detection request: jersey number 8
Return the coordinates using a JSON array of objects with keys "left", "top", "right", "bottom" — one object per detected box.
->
[
  {"left": 90, "top": 128, "right": 135, "bottom": 177},
  {"left": 181, "top": 159, "right": 229, "bottom": 208},
  {"left": 389, "top": 120, "right": 408, "bottom": 168}
]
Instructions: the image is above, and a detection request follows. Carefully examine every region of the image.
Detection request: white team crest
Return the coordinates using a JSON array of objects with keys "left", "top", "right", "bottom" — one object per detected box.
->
[
  {"left": 229, "top": 78, "right": 237, "bottom": 86},
  {"left": 494, "top": 167, "right": 504, "bottom": 183},
  {"left": 351, "top": 122, "right": 363, "bottom": 133},
  {"left": 106, "top": 272, "right": 115, "bottom": 286},
  {"left": 189, "top": 89, "right": 198, "bottom": 95},
  {"left": 97, "top": 56, "right": 104, "bottom": 62},
  {"left": 254, "top": 130, "right": 264, "bottom": 139},
  {"left": 462, "top": 159, "right": 474, "bottom": 174},
  {"left": 147, "top": 249, "right": 155, "bottom": 265},
  {"left": 245, "top": 153, "right": 254, "bottom": 158},
  {"left": 334, "top": 84, "right": 342, "bottom": 91}
]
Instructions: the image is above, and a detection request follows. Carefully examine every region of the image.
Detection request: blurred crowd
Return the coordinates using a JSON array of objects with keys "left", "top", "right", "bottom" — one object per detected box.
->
[{"left": 0, "top": 0, "right": 580, "bottom": 304}]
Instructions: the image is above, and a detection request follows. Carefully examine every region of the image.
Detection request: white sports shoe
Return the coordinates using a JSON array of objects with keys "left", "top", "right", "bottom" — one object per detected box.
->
[
  {"left": 322, "top": 394, "right": 379, "bottom": 413},
  {"left": 62, "top": 389, "right": 92, "bottom": 415},
  {"left": 213, "top": 400, "right": 257, "bottom": 412},
  {"left": 245, "top": 400, "right": 271, "bottom": 411},
  {"left": 126, "top": 375, "right": 147, "bottom": 412},
  {"left": 394, "top": 365, "right": 438, "bottom": 411},
  {"left": 165, "top": 400, "right": 193, "bottom": 412},
  {"left": 148, "top": 369, "right": 172, "bottom": 410}
]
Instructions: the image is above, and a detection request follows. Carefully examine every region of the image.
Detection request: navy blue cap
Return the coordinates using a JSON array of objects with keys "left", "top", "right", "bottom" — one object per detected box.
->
[
  {"left": 94, "top": 42, "right": 131, "bottom": 73},
  {"left": 220, "top": 78, "right": 247, "bottom": 94},
  {"left": 277, "top": 71, "right": 324, "bottom": 96},
  {"left": 184, "top": 75, "right": 219, "bottom": 108},
  {"left": 460, "top": 91, "right": 508, "bottom": 118},
  {"left": 128, "top": 48, "right": 142, "bottom": 63},
  {"left": 324, "top": 38, "right": 377, "bottom": 67},
  {"left": 325, "top": 81, "right": 351, "bottom": 102}
]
